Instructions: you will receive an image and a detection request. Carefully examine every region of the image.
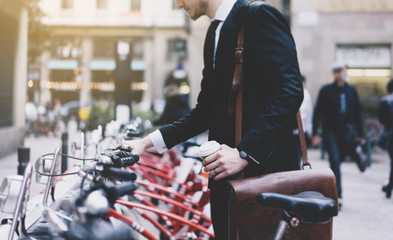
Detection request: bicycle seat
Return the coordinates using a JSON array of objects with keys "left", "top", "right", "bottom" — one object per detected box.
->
[{"left": 256, "top": 191, "right": 338, "bottom": 223}]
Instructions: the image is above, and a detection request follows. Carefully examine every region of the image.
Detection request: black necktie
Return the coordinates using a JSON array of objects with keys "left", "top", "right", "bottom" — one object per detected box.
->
[{"left": 204, "top": 20, "right": 221, "bottom": 70}]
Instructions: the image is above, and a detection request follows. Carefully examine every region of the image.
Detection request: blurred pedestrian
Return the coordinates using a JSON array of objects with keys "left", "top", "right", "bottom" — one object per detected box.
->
[
  {"left": 312, "top": 62, "right": 367, "bottom": 206},
  {"left": 299, "top": 75, "right": 313, "bottom": 147},
  {"left": 379, "top": 78, "right": 393, "bottom": 198},
  {"left": 25, "top": 96, "right": 38, "bottom": 134},
  {"left": 153, "top": 83, "right": 190, "bottom": 126},
  {"left": 121, "top": 0, "right": 303, "bottom": 238}
]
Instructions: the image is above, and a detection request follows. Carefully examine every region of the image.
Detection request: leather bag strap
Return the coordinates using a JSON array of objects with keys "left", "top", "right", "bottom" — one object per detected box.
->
[
  {"left": 228, "top": 0, "right": 260, "bottom": 143},
  {"left": 232, "top": 23, "right": 245, "bottom": 147},
  {"left": 230, "top": 0, "right": 311, "bottom": 168}
]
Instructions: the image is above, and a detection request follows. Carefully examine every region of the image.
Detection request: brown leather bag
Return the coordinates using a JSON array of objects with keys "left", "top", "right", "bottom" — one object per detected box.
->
[
  {"left": 224, "top": 168, "right": 337, "bottom": 239},
  {"left": 224, "top": 1, "right": 338, "bottom": 239}
]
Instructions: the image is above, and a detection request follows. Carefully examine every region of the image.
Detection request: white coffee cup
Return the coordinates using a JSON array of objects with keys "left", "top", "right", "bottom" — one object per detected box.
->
[{"left": 199, "top": 140, "right": 220, "bottom": 159}]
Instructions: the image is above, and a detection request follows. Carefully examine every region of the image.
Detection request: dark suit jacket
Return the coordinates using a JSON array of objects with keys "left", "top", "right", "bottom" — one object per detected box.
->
[
  {"left": 312, "top": 82, "right": 364, "bottom": 137},
  {"left": 160, "top": 0, "right": 303, "bottom": 176},
  {"left": 379, "top": 94, "right": 393, "bottom": 131}
]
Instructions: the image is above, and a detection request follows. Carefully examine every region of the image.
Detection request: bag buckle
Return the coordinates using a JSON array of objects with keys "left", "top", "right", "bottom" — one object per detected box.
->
[{"left": 302, "top": 163, "right": 312, "bottom": 170}]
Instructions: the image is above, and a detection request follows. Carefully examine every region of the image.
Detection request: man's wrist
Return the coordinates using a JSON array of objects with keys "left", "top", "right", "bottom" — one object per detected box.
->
[
  {"left": 239, "top": 150, "right": 260, "bottom": 166},
  {"left": 142, "top": 136, "right": 153, "bottom": 150},
  {"left": 148, "top": 130, "right": 168, "bottom": 153}
]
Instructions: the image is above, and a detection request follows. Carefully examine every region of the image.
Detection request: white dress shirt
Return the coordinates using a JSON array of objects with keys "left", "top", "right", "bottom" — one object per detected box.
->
[
  {"left": 149, "top": 0, "right": 237, "bottom": 153},
  {"left": 299, "top": 88, "right": 313, "bottom": 135}
]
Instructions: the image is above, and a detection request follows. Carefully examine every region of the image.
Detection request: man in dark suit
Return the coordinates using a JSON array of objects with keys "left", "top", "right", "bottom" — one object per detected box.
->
[
  {"left": 123, "top": 0, "right": 303, "bottom": 238},
  {"left": 312, "top": 63, "right": 366, "bottom": 208}
]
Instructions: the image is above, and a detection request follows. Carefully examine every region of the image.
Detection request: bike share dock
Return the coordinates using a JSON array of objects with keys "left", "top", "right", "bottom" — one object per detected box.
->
[{"left": 0, "top": 135, "right": 392, "bottom": 240}]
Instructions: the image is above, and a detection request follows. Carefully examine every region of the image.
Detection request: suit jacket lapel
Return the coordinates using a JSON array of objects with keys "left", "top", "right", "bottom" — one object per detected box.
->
[{"left": 215, "top": 0, "right": 247, "bottom": 71}]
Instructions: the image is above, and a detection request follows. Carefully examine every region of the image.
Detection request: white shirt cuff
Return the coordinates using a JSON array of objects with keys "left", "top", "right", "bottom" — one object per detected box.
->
[{"left": 149, "top": 129, "right": 168, "bottom": 154}]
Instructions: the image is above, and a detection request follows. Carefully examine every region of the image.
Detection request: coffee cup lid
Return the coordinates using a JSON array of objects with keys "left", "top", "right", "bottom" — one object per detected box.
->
[{"left": 199, "top": 141, "right": 220, "bottom": 157}]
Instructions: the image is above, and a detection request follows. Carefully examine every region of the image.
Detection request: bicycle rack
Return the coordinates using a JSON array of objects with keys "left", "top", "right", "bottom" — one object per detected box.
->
[
  {"left": 3, "top": 163, "right": 33, "bottom": 240},
  {"left": 0, "top": 176, "right": 23, "bottom": 214},
  {"left": 43, "top": 148, "right": 61, "bottom": 208}
]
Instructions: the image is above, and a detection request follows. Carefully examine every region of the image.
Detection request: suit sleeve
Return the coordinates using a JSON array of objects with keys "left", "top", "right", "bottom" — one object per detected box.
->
[
  {"left": 237, "top": 4, "right": 303, "bottom": 162},
  {"left": 352, "top": 87, "right": 364, "bottom": 137},
  {"left": 379, "top": 100, "right": 389, "bottom": 128}
]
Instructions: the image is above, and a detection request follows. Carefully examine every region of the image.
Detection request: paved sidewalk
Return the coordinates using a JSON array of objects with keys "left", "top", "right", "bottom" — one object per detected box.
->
[
  {"left": 309, "top": 147, "right": 393, "bottom": 240},
  {"left": 1, "top": 136, "right": 393, "bottom": 239},
  {"left": 0, "top": 135, "right": 62, "bottom": 181}
]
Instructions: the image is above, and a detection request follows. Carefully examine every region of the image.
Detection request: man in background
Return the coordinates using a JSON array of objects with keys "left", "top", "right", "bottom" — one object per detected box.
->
[{"left": 312, "top": 63, "right": 366, "bottom": 207}]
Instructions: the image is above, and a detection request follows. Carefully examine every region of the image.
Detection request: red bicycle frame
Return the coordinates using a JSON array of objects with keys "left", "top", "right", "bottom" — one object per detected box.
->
[{"left": 111, "top": 200, "right": 215, "bottom": 239}]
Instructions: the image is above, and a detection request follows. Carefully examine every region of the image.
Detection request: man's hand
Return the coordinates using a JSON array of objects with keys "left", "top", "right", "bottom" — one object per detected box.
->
[
  {"left": 120, "top": 136, "right": 153, "bottom": 155},
  {"left": 202, "top": 144, "right": 248, "bottom": 181},
  {"left": 312, "top": 135, "right": 321, "bottom": 147}
]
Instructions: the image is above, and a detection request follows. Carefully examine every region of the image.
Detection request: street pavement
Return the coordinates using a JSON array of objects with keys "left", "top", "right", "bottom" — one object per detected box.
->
[{"left": 0, "top": 135, "right": 393, "bottom": 239}]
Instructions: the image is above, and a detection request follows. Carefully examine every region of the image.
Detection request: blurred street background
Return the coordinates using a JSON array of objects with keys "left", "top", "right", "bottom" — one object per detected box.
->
[{"left": 1, "top": 0, "right": 393, "bottom": 239}]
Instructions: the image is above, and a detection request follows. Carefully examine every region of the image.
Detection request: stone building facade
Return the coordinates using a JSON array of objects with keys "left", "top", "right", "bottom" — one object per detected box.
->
[
  {"left": 291, "top": 0, "right": 393, "bottom": 117},
  {"left": 0, "top": 0, "right": 28, "bottom": 157},
  {"left": 30, "top": 0, "right": 393, "bottom": 130},
  {"left": 33, "top": 0, "right": 208, "bottom": 115}
]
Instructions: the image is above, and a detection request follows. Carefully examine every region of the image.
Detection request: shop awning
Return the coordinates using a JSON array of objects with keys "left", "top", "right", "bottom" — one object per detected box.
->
[
  {"left": 89, "top": 60, "right": 146, "bottom": 71},
  {"left": 47, "top": 60, "right": 78, "bottom": 70},
  {"left": 89, "top": 60, "right": 116, "bottom": 70}
]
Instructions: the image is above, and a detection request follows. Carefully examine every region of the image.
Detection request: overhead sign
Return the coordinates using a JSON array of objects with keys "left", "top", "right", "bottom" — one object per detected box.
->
[
  {"left": 89, "top": 60, "right": 116, "bottom": 70},
  {"left": 336, "top": 45, "right": 391, "bottom": 68},
  {"left": 47, "top": 60, "right": 78, "bottom": 70},
  {"left": 297, "top": 11, "right": 319, "bottom": 26}
]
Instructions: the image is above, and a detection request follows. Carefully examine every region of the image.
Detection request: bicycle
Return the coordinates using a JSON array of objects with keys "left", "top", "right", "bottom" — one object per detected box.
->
[
  {"left": 1, "top": 125, "right": 213, "bottom": 240},
  {"left": 256, "top": 191, "right": 338, "bottom": 240},
  {"left": 32, "top": 147, "right": 213, "bottom": 239},
  {"left": 81, "top": 149, "right": 214, "bottom": 239},
  {"left": 0, "top": 163, "right": 33, "bottom": 240}
]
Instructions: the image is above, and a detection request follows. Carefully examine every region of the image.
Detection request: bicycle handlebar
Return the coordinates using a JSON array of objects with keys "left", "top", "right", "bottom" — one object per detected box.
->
[
  {"left": 90, "top": 181, "right": 138, "bottom": 206},
  {"left": 116, "top": 145, "right": 132, "bottom": 152},
  {"left": 102, "top": 167, "right": 137, "bottom": 181},
  {"left": 111, "top": 154, "right": 139, "bottom": 167},
  {"left": 102, "top": 149, "right": 140, "bottom": 167},
  {"left": 111, "top": 181, "right": 138, "bottom": 200}
]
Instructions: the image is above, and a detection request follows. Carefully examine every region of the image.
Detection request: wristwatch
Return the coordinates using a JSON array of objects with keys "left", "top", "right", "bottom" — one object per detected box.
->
[{"left": 239, "top": 150, "right": 260, "bottom": 166}]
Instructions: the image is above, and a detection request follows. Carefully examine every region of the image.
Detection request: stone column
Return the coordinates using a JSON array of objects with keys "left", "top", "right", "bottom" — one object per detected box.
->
[
  {"left": 13, "top": 7, "right": 28, "bottom": 129},
  {"left": 143, "top": 37, "right": 153, "bottom": 105},
  {"left": 39, "top": 51, "right": 51, "bottom": 106},
  {"left": 80, "top": 37, "right": 93, "bottom": 105}
]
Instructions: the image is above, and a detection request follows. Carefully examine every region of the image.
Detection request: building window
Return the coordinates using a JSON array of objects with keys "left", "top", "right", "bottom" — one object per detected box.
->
[
  {"left": 94, "top": 39, "right": 116, "bottom": 58},
  {"left": 61, "top": 0, "right": 74, "bottom": 9},
  {"left": 92, "top": 70, "right": 114, "bottom": 83},
  {"left": 96, "top": 0, "right": 107, "bottom": 9},
  {"left": 50, "top": 70, "right": 77, "bottom": 83},
  {"left": 167, "top": 38, "right": 187, "bottom": 61},
  {"left": 132, "top": 40, "right": 144, "bottom": 58},
  {"left": 337, "top": 44, "right": 392, "bottom": 117},
  {"left": 51, "top": 37, "right": 81, "bottom": 59},
  {"left": 130, "top": 0, "right": 141, "bottom": 11}
]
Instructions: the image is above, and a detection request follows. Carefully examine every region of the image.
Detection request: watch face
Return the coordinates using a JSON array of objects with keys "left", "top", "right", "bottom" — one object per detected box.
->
[{"left": 240, "top": 151, "right": 247, "bottom": 159}]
